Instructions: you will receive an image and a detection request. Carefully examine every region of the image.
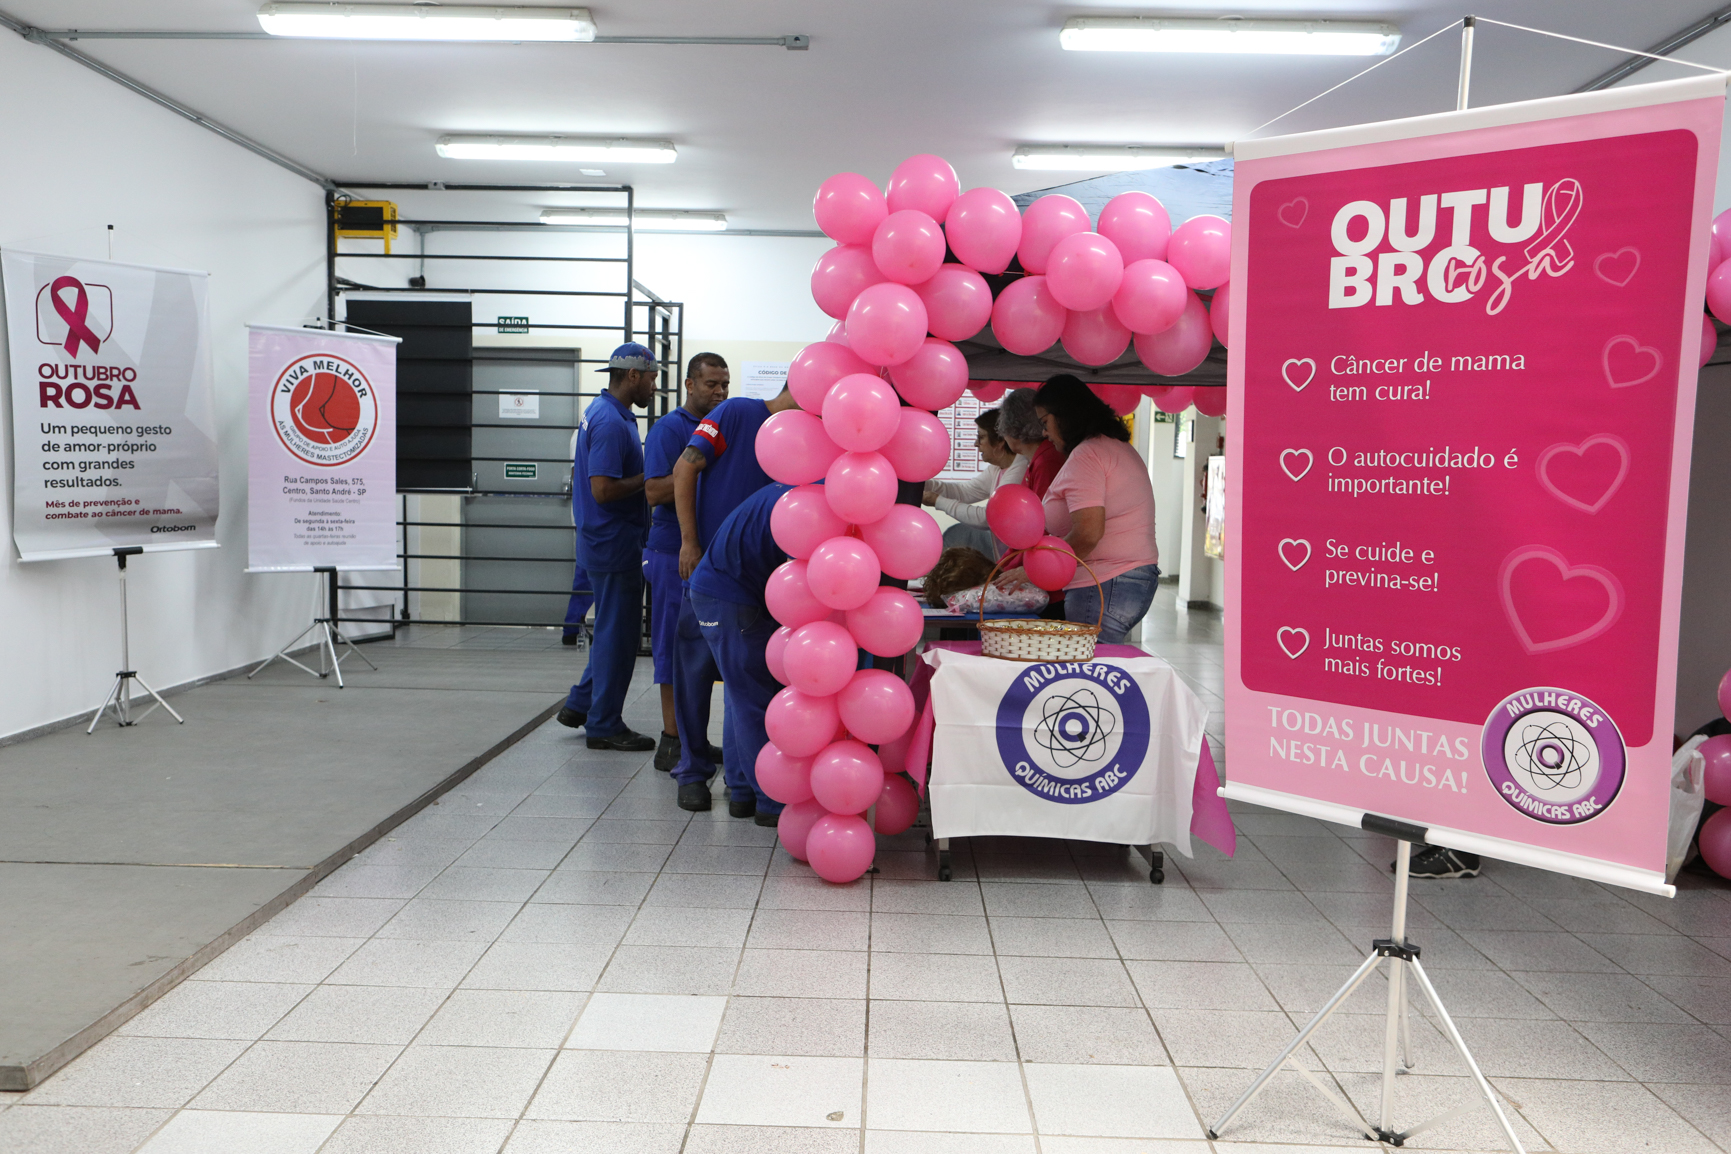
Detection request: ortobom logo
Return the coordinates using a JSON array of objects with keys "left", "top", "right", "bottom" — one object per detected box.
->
[
  {"left": 36, "top": 275, "right": 112, "bottom": 357},
  {"left": 995, "top": 662, "right": 1150, "bottom": 804},
  {"left": 1480, "top": 686, "right": 1626, "bottom": 825},
  {"left": 271, "top": 353, "right": 378, "bottom": 467}
]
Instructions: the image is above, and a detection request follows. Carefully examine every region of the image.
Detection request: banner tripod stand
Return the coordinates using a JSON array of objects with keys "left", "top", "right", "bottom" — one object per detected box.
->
[
  {"left": 1208, "top": 818, "right": 1526, "bottom": 1152},
  {"left": 89, "top": 546, "right": 184, "bottom": 733},
  {"left": 248, "top": 565, "right": 377, "bottom": 689}
]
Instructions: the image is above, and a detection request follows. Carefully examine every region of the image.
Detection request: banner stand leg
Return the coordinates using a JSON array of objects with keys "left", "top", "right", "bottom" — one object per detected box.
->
[
  {"left": 248, "top": 567, "right": 378, "bottom": 689},
  {"left": 88, "top": 547, "right": 185, "bottom": 733},
  {"left": 1207, "top": 838, "right": 1528, "bottom": 1152}
]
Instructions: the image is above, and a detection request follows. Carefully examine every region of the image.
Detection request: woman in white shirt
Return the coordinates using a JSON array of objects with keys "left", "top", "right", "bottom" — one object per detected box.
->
[{"left": 923, "top": 410, "right": 1028, "bottom": 533}]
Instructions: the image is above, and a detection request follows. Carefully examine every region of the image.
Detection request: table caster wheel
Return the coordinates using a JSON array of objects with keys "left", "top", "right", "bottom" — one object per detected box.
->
[{"left": 1150, "top": 867, "right": 1164, "bottom": 885}]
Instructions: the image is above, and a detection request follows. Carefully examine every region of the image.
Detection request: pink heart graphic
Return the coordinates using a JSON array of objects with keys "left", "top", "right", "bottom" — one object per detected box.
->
[
  {"left": 1497, "top": 546, "right": 1625, "bottom": 655},
  {"left": 1593, "top": 247, "right": 1640, "bottom": 287},
  {"left": 1281, "top": 358, "right": 1316, "bottom": 391},
  {"left": 1279, "top": 448, "right": 1312, "bottom": 482},
  {"left": 1537, "top": 434, "right": 1630, "bottom": 514},
  {"left": 1278, "top": 198, "right": 1308, "bottom": 228},
  {"left": 1602, "top": 335, "right": 1661, "bottom": 388},
  {"left": 1278, "top": 538, "right": 1311, "bottom": 571},
  {"left": 1276, "top": 627, "right": 1310, "bottom": 659}
]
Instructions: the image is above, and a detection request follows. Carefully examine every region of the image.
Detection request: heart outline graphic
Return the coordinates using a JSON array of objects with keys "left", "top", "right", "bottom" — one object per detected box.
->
[
  {"left": 1279, "top": 448, "right": 1313, "bottom": 482},
  {"left": 1278, "top": 538, "right": 1311, "bottom": 570},
  {"left": 1593, "top": 247, "right": 1640, "bottom": 287},
  {"left": 1537, "top": 434, "right": 1631, "bottom": 514},
  {"left": 1602, "top": 334, "right": 1661, "bottom": 388},
  {"left": 1278, "top": 198, "right": 1308, "bottom": 228},
  {"left": 1497, "top": 545, "right": 1625, "bottom": 655},
  {"left": 1276, "top": 627, "right": 1310, "bottom": 659},
  {"left": 1281, "top": 358, "right": 1316, "bottom": 392}
]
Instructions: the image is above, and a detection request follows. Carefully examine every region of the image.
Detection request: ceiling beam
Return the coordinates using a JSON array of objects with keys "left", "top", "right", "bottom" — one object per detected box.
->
[{"left": 1575, "top": 2, "right": 1731, "bottom": 91}]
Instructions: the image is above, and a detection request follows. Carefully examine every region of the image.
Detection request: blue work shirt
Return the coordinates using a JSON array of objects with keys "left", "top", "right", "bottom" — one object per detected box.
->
[
  {"left": 642, "top": 405, "right": 701, "bottom": 556},
  {"left": 689, "top": 483, "right": 791, "bottom": 608},
  {"left": 688, "top": 397, "right": 774, "bottom": 550},
  {"left": 573, "top": 390, "right": 647, "bottom": 572}
]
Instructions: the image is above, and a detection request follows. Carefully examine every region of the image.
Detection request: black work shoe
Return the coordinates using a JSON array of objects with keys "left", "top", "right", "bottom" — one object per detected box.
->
[
  {"left": 586, "top": 728, "right": 656, "bottom": 752},
  {"left": 729, "top": 795, "right": 757, "bottom": 819},
  {"left": 754, "top": 811, "right": 780, "bottom": 828},
  {"left": 678, "top": 781, "right": 712, "bottom": 811},
  {"left": 561, "top": 633, "right": 578, "bottom": 646},
  {"left": 708, "top": 748, "right": 725, "bottom": 767},
  {"left": 556, "top": 706, "right": 586, "bottom": 729},
  {"left": 1400, "top": 844, "right": 1481, "bottom": 879},
  {"left": 653, "top": 731, "right": 681, "bottom": 772}
]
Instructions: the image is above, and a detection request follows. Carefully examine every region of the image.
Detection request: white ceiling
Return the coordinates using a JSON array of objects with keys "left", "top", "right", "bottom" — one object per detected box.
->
[{"left": 5, "top": 1, "right": 1729, "bottom": 229}]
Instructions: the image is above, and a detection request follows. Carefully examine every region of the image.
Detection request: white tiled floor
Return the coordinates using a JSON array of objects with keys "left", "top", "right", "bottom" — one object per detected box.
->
[{"left": 3, "top": 603, "right": 1731, "bottom": 1153}]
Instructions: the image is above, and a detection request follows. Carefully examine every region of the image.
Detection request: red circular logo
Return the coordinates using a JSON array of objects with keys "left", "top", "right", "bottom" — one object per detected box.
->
[
  {"left": 289, "top": 369, "right": 363, "bottom": 445},
  {"left": 270, "top": 354, "right": 378, "bottom": 467}
]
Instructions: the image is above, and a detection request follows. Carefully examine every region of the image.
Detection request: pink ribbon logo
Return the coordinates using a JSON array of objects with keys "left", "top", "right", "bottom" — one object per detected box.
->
[
  {"left": 1523, "top": 179, "right": 1581, "bottom": 276},
  {"left": 51, "top": 276, "right": 103, "bottom": 357}
]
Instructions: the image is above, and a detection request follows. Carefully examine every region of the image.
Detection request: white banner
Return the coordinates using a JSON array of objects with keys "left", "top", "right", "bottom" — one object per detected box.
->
[
  {"left": 246, "top": 324, "right": 399, "bottom": 571},
  {"left": 3, "top": 250, "right": 219, "bottom": 562},
  {"left": 926, "top": 648, "right": 1208, "bottom": 851}
]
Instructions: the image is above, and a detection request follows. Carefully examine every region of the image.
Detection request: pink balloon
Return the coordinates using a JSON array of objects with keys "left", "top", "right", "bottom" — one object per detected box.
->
[
  {"left": 946, "top": 187, "right": 1022, "bottom": 274},
  {"left": 757, "top": 410, "right": 844, "bottom": 485},
  {"left": 813, "top": 173, "right": 887, "bottom": 246},
  {"left": 766, "top": 624, "right": 794, "bottom": 684},
  {"left": 1062, "top": 306, "right": 1132, "bottom": 366},
  {"left": 810, "top": 739, "right": 885, "bottom": 814},
  {"left": 845, "top": 586, "right": 924, "bottom": 657},
  {"left": 807, "top": 536, "right": 882, "bottom": 611},
  {"left": 838, "top": 668, "right": 915, "bottom": 745},
  {"left": 1720, "top": 666, "right": 1731, "bottom": 719},
  {"left": 968, "top": 381, "right": 1008, "bottom": 402},
  {"left": 1098, "top": 191, "right": 1172, "bottom": 263},
  {"left": 1167, "top": 214, "right": 1232, "bottom": 290},
  {"left": 1047, "top": 232, "right": 1125, "bottom": 312},
  {"left": 1702, "top": 734, "right": 1731, "bottom": 806},
  {"left": 860, "top": 504, "right": 942, "bottom": 581},
  {"left": 804, "top": 811, "right": 878, "bottom": 883},
  {"left": 811, "top": 244, "right": 886, "bottom": 320},
  {"left": 772, "top": 484, "right": 850, "bottom": 559},
  {"left": 880, "top": 408, "right": 951, "bottom": 482},
  {"left": 783, "top": 619, "right": 860, "bottom": 697},
  {"left": 888, "top": 338, "right": 969, "bottom": 411},
  {"left": 987, "top": 484, "right": 1045, "bottom": 550},
  {"left": 846, "top": 282, "right": 929, "bottom": 367},
  {"left": 1134, "top": 291, "right": 1213, "bottom": 377},
  {"left": 1714, "top": 209, "right": 1731, "bottom": 272},
  {"left": 913, "top": 265, "right": 993, "bottom": 342},
  {"left": 872, "top": 210, "right": 946, "bottom": 285},
  {"left": 1018, "top": 195, "right": 1091, "bottom": 275},
  {"left": 824, "top": 451, "right": 898, "bottom": 524},
  {"left": 991, "top": 275, "right": 1067, "bottom": 356},
  {"left": 1710, "top": 263, "right": 1731, "bottom": 325},
  {"left": 756, "top": 743, "right": 815, "bottom": 805},
  {"left": 1700, "top": 808, "right": 1731, "bottom": 880},
  {"left": 1702, "top": 313, "right": 1718, "bottom": 369},
  {"left": 826, "top": 319, "right": 849, "bottom": 346},
  {"left": 873, "top": 774, "right": 920, "bottom": 835},
  {"left": 823, "top": 373, "right": 902, "bottom": 452},
  {"left": 766, "top": 687, "right": 842, "bottom": 758},
  {"left": 1090, "top": 384, "right": 1140, "bottom": 416},
  {"left": 1112, "top": 259, "right": 1189, "bottom": 335},
  {"left": 1024, "top": 535, "right": 1077, "bottom": 591},
  {"left": 1193, "top": 388, "right": 1227, "bottom": 418},
  {"left": 885, "top": 153, "right": 960, "bottom": 220},
  {"left": 1153, "top": 386, "right": 1196, "bottom": 414},
  {"left": 765, "top": 560, "right": 832, "bottom": 628},
  {"left": 788, "top": 341, "right": 873, "bottom": 413},
  {"left": 777, "top": 797, "right": 828, "bottom": 861},
  {"left": 1210, "top": 281, "right": 1233, "bottom": 347}
]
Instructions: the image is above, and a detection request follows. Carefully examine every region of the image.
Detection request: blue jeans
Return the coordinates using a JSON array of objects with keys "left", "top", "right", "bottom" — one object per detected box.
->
[
  {"left": 1066, "top": 564, "right": 1160, "bottom": 644},
  {"left": 563, "top": 562, "right": 593, "bottom": 638},
  {"left": 672, "top": 594, "right": 721, "bottom": 785},
  {"left": 687, "top": 593, "right": 784, "bottom": 814},
  {"left": 565, "top": 566, "right": 643, "bottom": 736}
]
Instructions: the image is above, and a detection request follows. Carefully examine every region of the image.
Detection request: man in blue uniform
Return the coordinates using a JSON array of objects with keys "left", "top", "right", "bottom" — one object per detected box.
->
[
  {"left": 642, "top": 352, "right": 730, "bottom": 771},
  {"left": 557, "top": 343, "right": 658, "bottom": 751},
  {"left": 685, "top": 482, "right": 794, "bottom": 825},
  {"left": 669, "top": 385, "right": 799, "bottom": 813}
]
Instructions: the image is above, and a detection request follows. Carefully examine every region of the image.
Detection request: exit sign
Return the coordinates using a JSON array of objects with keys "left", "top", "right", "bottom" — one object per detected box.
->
[{"left": 496, "top": 316, "right": 529, "bottom": 333}]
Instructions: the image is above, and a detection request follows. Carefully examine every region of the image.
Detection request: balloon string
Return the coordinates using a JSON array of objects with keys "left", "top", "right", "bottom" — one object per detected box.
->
[{"left": 1240, "top": 18, "right": 1463, "bottom": 139}]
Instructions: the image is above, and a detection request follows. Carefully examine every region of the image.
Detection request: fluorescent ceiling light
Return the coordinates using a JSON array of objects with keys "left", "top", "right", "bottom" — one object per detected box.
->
[
  {"left": 258, "top": 3, "right": 596, "bottom": 41},
  {"left": 540, "top": 209, "right": 727, "bottom": 231},
  {"left": 437, "top": 135, "right": 676, "bottom": 163},
  {"left": 1013, "top": 145, "right": 1226, "bottom": 171},
  {"left": 1060, "top": 17, "right": 1400, "bottom": 56}
]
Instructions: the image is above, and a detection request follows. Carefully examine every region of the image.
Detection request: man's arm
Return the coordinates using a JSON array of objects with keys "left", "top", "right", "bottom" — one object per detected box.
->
[
  {"left": 645, "top": 475, "right": 675, "bottom": 507},
  {"left": 592, "top": 473, "right": 645, "bottom": 503},
  {"left": 673, "top": 446, "right": 709, "bottom": 578}
]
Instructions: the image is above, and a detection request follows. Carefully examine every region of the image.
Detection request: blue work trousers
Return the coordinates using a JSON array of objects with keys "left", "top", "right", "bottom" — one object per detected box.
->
[
  {"left": 563, "top": 562, "right": 594, "bottom": 639},
  {"left": 565, "top": 565, "right": 643, "bottom": 737},
  {"left": 688, "top": 593, "right": 784, "bottom": 815},
  {"left": 672, "top": 594, "right": 721, "bottom": 786}
]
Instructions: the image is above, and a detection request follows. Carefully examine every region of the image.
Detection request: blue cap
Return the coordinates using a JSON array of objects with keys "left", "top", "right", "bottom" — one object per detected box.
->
[{"left": 598, "top": 342, "right": 657, "bottom": 372}]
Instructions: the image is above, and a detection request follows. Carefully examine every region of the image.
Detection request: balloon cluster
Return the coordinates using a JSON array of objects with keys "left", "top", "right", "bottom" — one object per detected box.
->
[
  {"left": 1697, "top": 208, "right": 1731, "bottom": 368},
  {"left": 1694, "top": 667, "right": 1731, "bottom": 879}
]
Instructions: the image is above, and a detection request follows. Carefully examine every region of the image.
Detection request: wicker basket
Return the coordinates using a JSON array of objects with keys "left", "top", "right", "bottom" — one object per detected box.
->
[{"left": 975, "top": 546, "right": 1101, "bottom": 662}]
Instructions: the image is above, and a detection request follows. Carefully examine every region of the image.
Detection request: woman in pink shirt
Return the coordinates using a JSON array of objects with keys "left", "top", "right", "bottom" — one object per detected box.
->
[{"left": 1032, "top": 375, "right": 1160, "bottom": 643}]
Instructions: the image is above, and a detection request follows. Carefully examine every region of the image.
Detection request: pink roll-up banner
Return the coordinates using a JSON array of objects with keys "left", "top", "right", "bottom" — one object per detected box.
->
[
  {"left": 246, "top": 324, "right": 399, "bottom": 572},
  {"left": 1224, "top": 75, "right": 1727, "bottom": 895}
]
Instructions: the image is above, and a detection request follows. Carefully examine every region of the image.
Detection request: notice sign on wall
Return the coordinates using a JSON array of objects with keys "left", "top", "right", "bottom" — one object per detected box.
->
[
  {"left": 247, "top": 325, "right": 399, "bottom": 571},
  {"left": 1224, "top": 76, "right": 1725, "bottom": 893},
  {"left": 3, "top": 250, "right": 220, "bottom": 562}
]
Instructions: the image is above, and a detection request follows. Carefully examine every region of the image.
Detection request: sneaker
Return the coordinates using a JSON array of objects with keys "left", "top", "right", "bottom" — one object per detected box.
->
[
  {"left": 754, "top": 811, "right": 780, "bottom": 828},
  {"left": 729, "top": 795, "right": 757, "bottom": 820},
  {"left": 586, "top": 728, "right": 656, "bottom": 752},
  {"left": 678, "top": 781, "right": 712, "bottom": 812},
  {"left": 653, "top": 731, "right": 681, "bottom": 772},
  {"left": 1401, "top": 844, "right": 1481, "bottom": 879},
  {"left": 556, "top": 706, "right": 586, "bottom": 729}
]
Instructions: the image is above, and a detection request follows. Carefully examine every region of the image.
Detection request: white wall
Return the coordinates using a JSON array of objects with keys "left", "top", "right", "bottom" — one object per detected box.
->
[{"left": 0, "top": 34, "right": 327, "bottom": 740}]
